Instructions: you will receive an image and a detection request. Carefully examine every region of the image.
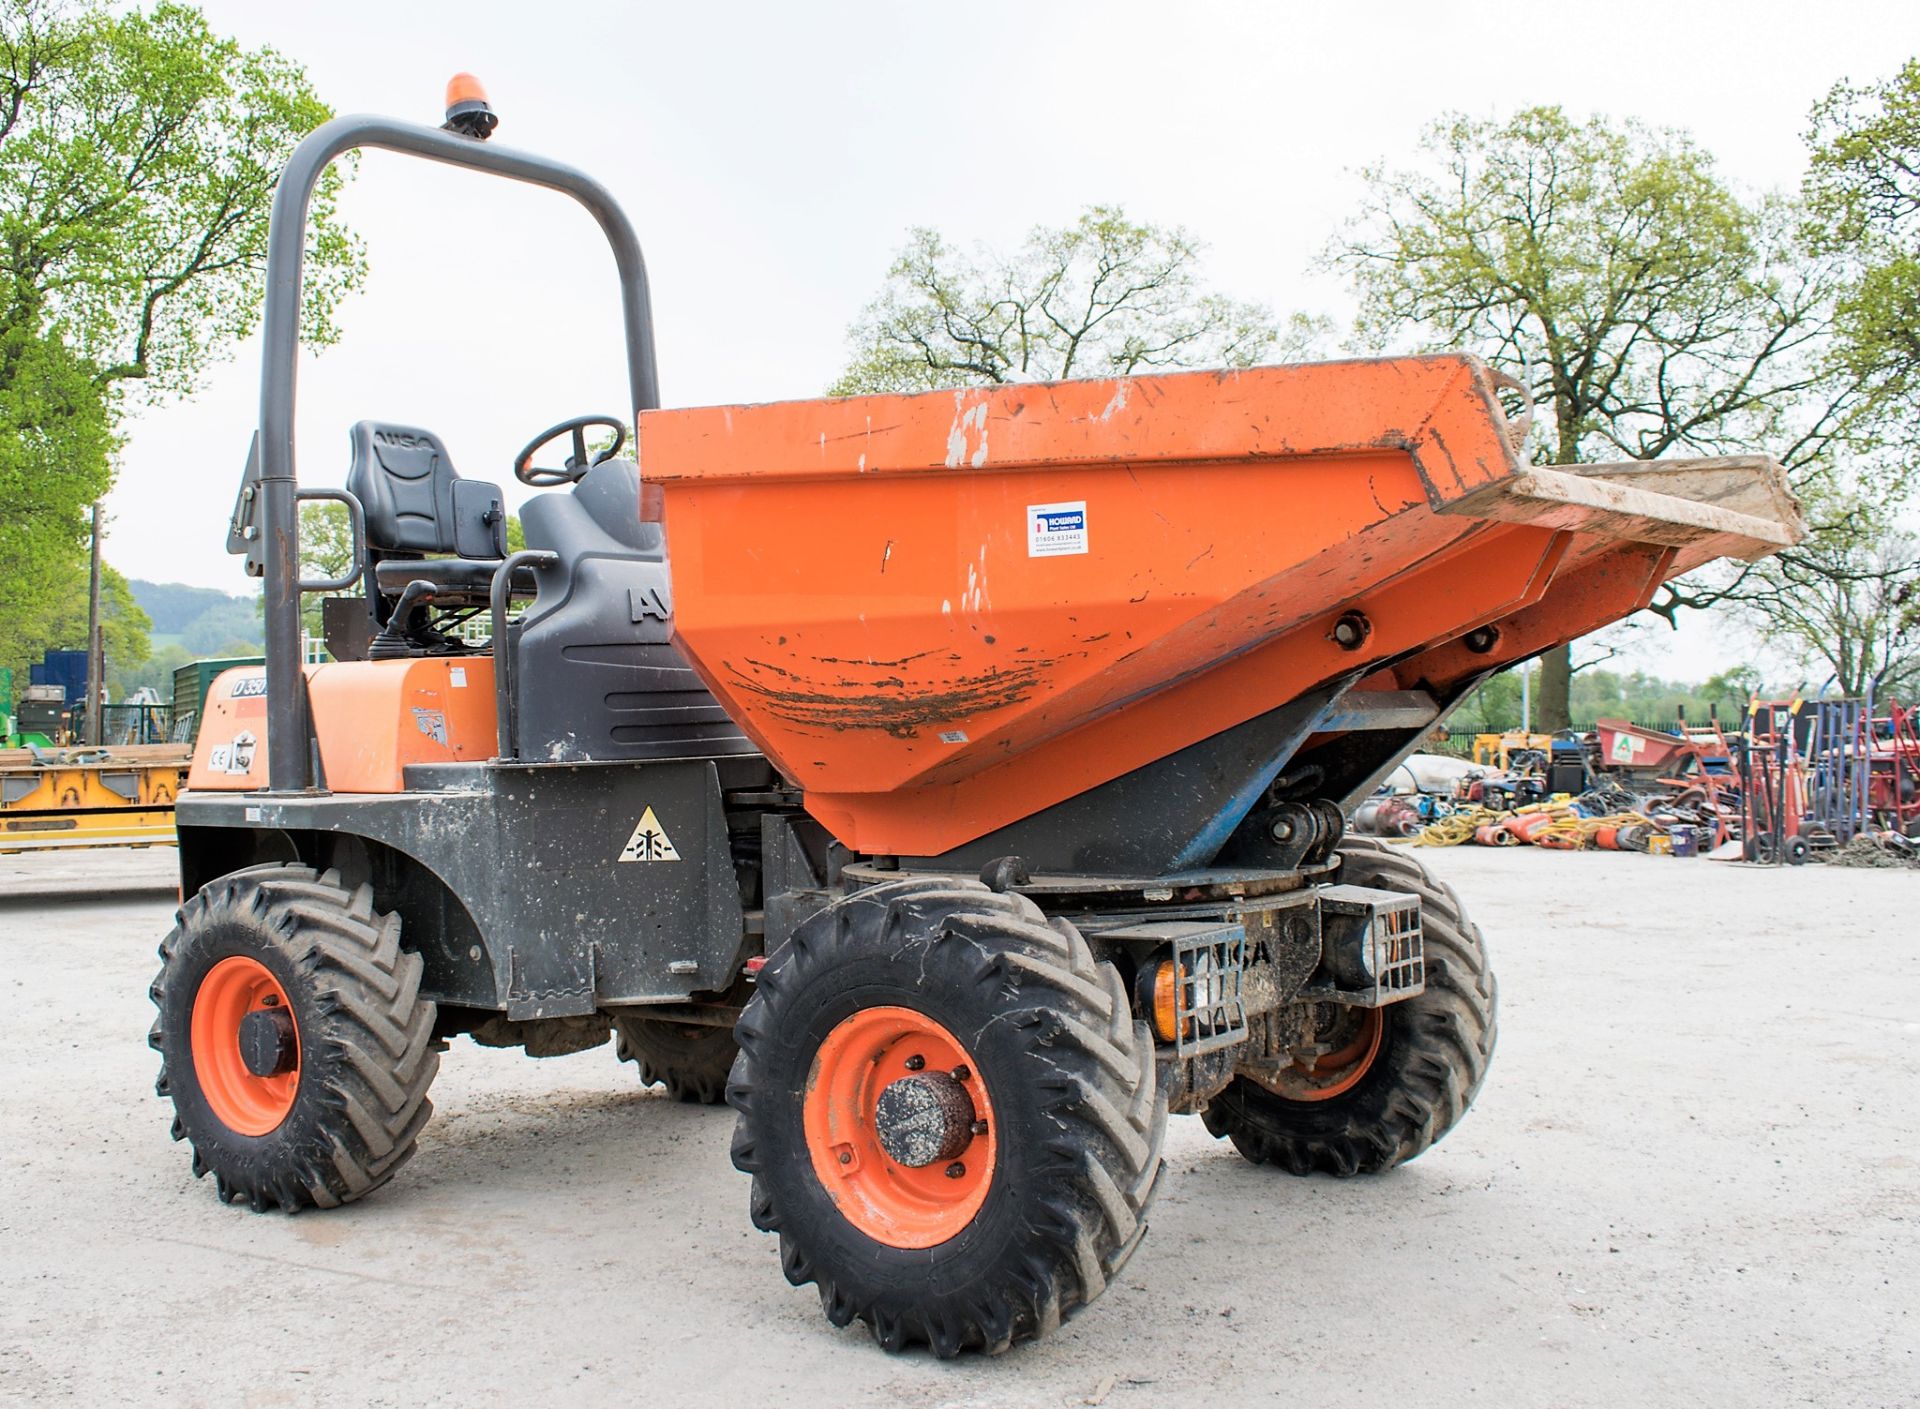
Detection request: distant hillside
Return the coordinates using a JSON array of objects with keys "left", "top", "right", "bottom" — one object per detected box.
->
[{"left": 129, "top": 579, "right": 262, "bottom": 654}]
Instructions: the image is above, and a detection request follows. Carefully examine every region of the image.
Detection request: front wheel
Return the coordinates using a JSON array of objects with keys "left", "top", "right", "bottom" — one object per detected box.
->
[
  {"left": 727, "top": 878, "right": 1166, "bottom": 1356},
  {"left": 149, "top": 865, "right": 439, "bottom": 1210},
  {"left": 1203, "top": 837, "right": 1496, "bottom": 1175}
]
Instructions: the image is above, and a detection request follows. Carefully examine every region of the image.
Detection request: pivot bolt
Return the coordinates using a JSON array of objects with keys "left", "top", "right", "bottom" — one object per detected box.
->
[{"left": 1331, "top": 610, "right": 1372, "bottom": 651}]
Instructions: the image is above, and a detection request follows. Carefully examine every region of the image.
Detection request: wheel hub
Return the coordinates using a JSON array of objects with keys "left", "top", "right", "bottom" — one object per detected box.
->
[
  {"left": 874, "top": 1071, "right": 976, "bottom": 1168},
  {"left": 803, "top": 1006, "right": 998, "bottom": 1248},
  {"left": 189, "top": 955, "right": 301, "bottom": 1136},
  {"left": 238, "top": 1005, "right": 298, "bottom": 1078},
  {"left": 1251, "top": 1002, "right": 1384, "bottom": 1103}
]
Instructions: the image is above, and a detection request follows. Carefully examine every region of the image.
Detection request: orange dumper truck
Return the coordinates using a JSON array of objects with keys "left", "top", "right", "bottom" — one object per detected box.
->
[{"left": 150, "top": 81, "right": 1804, "bottom": 1355}]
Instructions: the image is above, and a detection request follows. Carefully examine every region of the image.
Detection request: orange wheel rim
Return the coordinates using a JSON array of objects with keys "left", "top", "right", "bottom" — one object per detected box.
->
[
  {"left": 190, "top": 956, "right": 300, "bottom": 1136},
  {"left": 1264, "top": 1006, "right": 1383, "bottom": 1103},
  {"left": 803, "top": 1006, "right": 996, "bottom": 1249}
]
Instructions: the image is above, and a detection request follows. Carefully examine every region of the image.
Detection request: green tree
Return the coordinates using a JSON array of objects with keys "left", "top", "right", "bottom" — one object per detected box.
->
[
  {"left": 0, "top": 0, "right": 362, "bottom": 679},
  {"left": 0, "top": 555, "right": 150, "bottom": 693},
  {"left": 1333, "top": 107, "right": 1867, "bottom": 730},
  {"left": 117, "top": 637, "right": 193, "bottom": 697},
  {"left": 832, "top": 205, "right": 1309, "bottom": 394},
  {"left": 0, "top": 329, "right": 114, "bottom": 680},
  {"left": 1700, "top": 663, "right": 1766, "bottom": 708},
  {"left": 1739, "top": 498, "right": 1918, "bottom": 695},
  {"left": 1807, "top": 58, "right": 1920, "bottom": 413}
]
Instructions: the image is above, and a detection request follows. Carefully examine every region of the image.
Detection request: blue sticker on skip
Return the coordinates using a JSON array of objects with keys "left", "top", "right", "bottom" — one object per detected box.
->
[{"left": 1028, "top": 500, "right": 1089, "bottom": 557}]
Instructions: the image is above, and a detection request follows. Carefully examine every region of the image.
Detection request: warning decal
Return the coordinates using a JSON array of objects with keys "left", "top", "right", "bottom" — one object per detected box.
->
[{"left": 619, "top": 806, "right": 681, "bottom": 863}]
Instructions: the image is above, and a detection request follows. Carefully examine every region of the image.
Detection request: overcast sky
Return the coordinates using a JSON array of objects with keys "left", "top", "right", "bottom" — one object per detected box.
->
[{"left": 106, "top": 0, "right": 1919, "bottom": 683}]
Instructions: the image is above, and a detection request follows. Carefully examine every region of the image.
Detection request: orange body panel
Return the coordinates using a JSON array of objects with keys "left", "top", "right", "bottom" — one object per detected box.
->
[
  {"left": 190, "top": 659, "right": 496, "bottom": 794},
  {"left": 188, "top": 668, "right": 275, "bottom": 791},
  {"left": 638, "top": 355, "right": 1797, "bottom": 856}
]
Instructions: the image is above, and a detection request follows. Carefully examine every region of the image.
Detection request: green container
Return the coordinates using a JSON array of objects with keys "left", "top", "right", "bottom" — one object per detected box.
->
[{"left": 172, "top": 656, "right": 264, "bottom": 743}]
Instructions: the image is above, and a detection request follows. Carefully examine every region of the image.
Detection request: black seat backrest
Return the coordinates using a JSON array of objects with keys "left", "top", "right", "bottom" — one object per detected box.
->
[
  {"left": 345, "top": 420, "right": 506, "bottom": 560},
  {"left": 512, "top": 461, "right": 753, "bottom": 762}
]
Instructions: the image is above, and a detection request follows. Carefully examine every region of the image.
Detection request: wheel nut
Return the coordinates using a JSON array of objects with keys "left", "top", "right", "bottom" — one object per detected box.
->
[
  {"left": 945, "top": 1162, "right": 966, "bottom": 1179},
  {"left": 971, "top": 1119, "right": 988, "bottom": 1136},
  {"left": 950, "top": 1064, "right": 970, "bottom": 1082},
  {"left": 904, "top": 1054, "right": 925, "bottom": 1071}
]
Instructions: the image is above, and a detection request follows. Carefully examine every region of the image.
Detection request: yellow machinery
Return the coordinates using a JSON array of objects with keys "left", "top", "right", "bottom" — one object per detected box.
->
[
  {"left": 1472, "top": 730, "right": 1554, "bottom": 771},
  {"left": 0, "top": 744, "right": 189, "bottom": 854}
]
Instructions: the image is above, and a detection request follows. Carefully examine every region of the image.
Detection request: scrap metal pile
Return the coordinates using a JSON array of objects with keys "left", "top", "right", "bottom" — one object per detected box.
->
[{"left": 1353, "top": 703, "right": 1920, "bottom": 865}]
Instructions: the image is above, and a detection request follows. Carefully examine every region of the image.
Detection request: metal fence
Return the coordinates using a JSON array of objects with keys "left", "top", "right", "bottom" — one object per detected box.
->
[{"left": 100, "top": 703, "right": 174, "bottom": 746}]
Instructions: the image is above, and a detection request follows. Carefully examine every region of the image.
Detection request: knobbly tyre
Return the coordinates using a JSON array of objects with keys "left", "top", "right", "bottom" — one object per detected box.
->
[{"left": 149, "top": 79, "right": 1806, "bottom": 1355}]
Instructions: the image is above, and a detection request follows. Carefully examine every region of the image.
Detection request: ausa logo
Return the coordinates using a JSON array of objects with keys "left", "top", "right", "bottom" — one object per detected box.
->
[
  {"left": 410, "top": 707, "right": 449, "bottom": 747},
  {"left": 619, "top": 806, "right": 681, "bottom": 863}
]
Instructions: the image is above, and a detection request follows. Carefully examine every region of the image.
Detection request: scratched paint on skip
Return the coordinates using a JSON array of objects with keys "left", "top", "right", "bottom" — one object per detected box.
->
[
  {"left": 945, "top": 394, "right": 991, "bottom": 469},
  {"left": 725, "top": 654, "right": 1060, "bottom": 739},
  {"left": 962, "top": 563, "right": 984, "bottom": 613}
]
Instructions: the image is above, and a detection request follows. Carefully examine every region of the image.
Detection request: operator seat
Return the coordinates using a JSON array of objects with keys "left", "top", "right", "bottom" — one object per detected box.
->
[
  {"left": 514, "top": 459, "right": 754, "bottom": 762},
  {"left": 344, "top": 420, "right": 516, "bottom": 624}
]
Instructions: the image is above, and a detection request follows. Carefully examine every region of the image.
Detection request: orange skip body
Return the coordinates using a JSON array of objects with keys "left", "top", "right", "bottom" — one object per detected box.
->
[{"left": 642, "top": 355, "right": 1776, "bottom": 855}]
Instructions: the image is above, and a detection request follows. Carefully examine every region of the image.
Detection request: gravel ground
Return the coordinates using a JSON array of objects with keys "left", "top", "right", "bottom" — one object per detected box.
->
[{"left": 1, "top": 844, "right": 1914, "bottom": 1407}]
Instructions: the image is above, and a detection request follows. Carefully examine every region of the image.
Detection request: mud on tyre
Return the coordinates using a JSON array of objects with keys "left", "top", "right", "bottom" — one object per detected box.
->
[
  {"left": 149, "top": 864, "right": 438, "bottom": 1211},
  {"left": 613, "top": 1013, "right": 736, "bottom": 1104},
  {"left": 727, "top": 877, "right": 1167, "bottom": 1356}
]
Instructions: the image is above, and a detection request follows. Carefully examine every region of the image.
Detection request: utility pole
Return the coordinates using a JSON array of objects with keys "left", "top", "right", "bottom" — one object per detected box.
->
[{"left": 86, "top": 502, "right": 104, "bottom": 746}]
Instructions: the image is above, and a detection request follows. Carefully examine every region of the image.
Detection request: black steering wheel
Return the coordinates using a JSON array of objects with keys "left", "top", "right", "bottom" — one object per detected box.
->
[{"left": 513, "top": 413, "right": 627, "bottom": 487}]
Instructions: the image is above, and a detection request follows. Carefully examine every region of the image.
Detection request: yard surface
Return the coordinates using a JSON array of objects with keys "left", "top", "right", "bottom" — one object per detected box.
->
[{"left": 1, "top": 845, "right": 1913, "bottom": 1407}]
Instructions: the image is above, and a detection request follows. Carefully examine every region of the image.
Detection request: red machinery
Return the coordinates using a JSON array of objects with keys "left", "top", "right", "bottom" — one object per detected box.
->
[
  {"left": 1868, "top": 701, "right": 1920, "bottom": 836},
  {"left": 1594, "top": 712, "right": 1741, "bottom": 844},
  {"left": 1735, "top": 697, "right": 1920, "bottom": 861}
]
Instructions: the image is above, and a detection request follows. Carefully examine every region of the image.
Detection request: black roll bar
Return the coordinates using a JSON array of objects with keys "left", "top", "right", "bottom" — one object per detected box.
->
[
  {"left": 256, "top": 112, "right": 660, "bottom": 792},
  {"left": 489, "top": 550, "right": 560, "bottom": 760}
]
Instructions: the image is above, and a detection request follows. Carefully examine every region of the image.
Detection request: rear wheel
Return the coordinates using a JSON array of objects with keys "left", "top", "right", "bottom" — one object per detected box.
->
[
  {"left": 1203, "top": 837, "right": 1496, "bottom": 1175},
  {"left": 149, "top": 864, "right": 438, "bottom": 1210},
  {"left": 728, "top": 877, "right": 1166, "bottom": 1356},
  {"left": 612, "top": 1015, "right": 736, "bottom": 1104}
]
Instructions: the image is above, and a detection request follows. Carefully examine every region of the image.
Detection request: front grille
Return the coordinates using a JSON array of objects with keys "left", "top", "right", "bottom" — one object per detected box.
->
[
  {"left": 1173, "top": 926, "right": 1249, "bottom": 1057},
  {"left": 1312, "top": 885, "right": 1427, "bottom": 1006},
  {"left": 1369, "top": 896, "right": 1424, "bottom": 1001}
]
